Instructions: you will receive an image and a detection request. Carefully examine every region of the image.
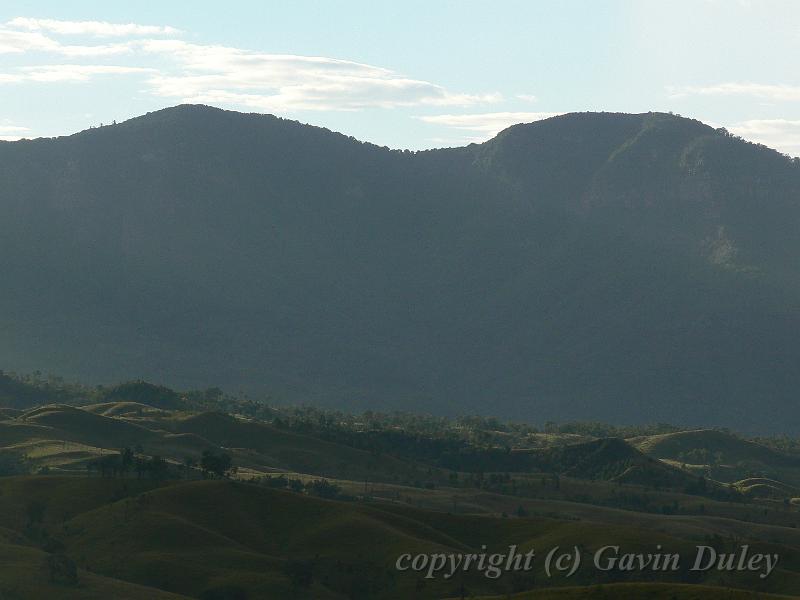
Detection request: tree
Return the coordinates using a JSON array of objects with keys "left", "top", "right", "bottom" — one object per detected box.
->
[
  {"left": 306, "top": 479, "right": 341, "bottom": 499},
  {"left": 183, "top": 456, "right": 196, "bottom": 479},
  {"left": 92, "top": 454, "right": 123, "bottom": 478},
  {"left": 285, "top": 559, "right": 314, "bottom": 592},
  {"left": 0, "top": 452, "right": 28, "bottom": 476},
  {"left": 120, "top": 447, "right": 134, "bottom": 476},
  {"left": 201, "top": 450, "right": 233, "bottom": 479},
  {"left": 200, "top": 585, "right": 248, "bottom": 600},
  {"left": 135, "top": 456, "right": 148, "bottom": 479},
  {"left": 264, "top": 474, "right": 288, "bottom": 488},
  {"left": 103, "top": 381, "right": 183, "bottom": 409},
  {"left": 26, "top": 500, "right": 46, "bottom": 528},
  {"left": 42, "top": 554, "right": 78, "bottom": 586},
  {"left": 147, "top": 455, "right": 169, "bottom": 480}
]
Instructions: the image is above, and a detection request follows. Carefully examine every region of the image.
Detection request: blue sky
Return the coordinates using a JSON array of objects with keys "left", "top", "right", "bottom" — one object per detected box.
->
[{"left": 1, "top": 0, "right": 799, "bottom": 155}]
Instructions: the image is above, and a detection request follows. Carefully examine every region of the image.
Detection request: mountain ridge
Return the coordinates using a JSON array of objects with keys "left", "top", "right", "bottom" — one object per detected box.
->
[{"left": 1, "top": 105, "right": 799, "bottom": 432}]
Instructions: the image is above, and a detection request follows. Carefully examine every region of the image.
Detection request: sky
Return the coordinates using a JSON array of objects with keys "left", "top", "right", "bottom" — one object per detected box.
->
[{"left": 1, "top": 0, "right": 799, "bottom": 155}]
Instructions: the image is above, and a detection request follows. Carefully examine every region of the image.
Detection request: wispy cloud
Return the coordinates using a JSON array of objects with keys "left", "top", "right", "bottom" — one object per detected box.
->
[
  {"left": 668, "top": 82, "right": 800, "bottom": 101},
  {"left": 139, "top": 40, "right": 500, "bottom": 110},
  {"left": 6, "top": 17, "right": 179, "bottom": 37},
  {"left": 0, "top": 64, "right": 155, "bottom": 83},
  {"left": 417, "top": 111, "right": 561, "bottom": 140},
  {"left": 0, "top": 26, "right": 134, "bottom": 56},
  {"left": 22, "top": 64, "right": 155, "bottom": 82},
  {"left": 0, "top": 17, "right": 501, "bottom": 113},
  {"left": 0, "top": 123, "right": 31, "bottom": 141},
  {"left": 0, "top": 27, "right": 59, "bottom": 53},
  {"left": 515, "top": 94, "right": 538, "bottom": 102},
  {"left": 727, "top": 118, "right": 800, "bottom": 157}
]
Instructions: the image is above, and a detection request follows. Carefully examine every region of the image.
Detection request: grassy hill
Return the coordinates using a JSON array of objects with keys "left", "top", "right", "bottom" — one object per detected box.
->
[
  {"left": 162, "top": 411, "right": 441, "bottom": 482},
  {"left": 469, "top": 582, "right": 799, "bottom": 599},
  {"left": 82, "top": 401, "right": 171, "bottom": 418},
  {"left": 18, "top": 404, "right": 160, "bottom": 449},
  {"left": 1, "top": 403, "right": 443, "bottom": 484},
  {"left": 520, "top": 438, "right": 704, "bottom": 489},
  {"left": 632, "top": 430, "right": 800, "bottom": 491},
  {"left": 0, "top": 541, "right": 191, "bottom": 600},
  {"left": 3, "top": 397, "right": 800, "bottom": 597},
  {"left": 633, "top": 430, "right": 800, "bottom": 467},
  {"left": 2, "top": 476, "right": 800, "bottom": 599}
]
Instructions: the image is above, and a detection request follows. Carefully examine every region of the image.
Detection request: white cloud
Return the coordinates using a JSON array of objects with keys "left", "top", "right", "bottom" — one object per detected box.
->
[
  {"left": 0, "top": 124, "right": 30, "bottom": 133},
  {"left": 54, "top": 42, "right": 134, "bottom": 57},
  {"left": 0, "top": 16, "right": 500, "bottom": 112},
  {"left": 417, "top": 111, "right": 561, "bottom": 140},
  {"left": 0, "top": 123, "right": 31, "bottom": 141},
  {"left": 6, "top": 17, "right": 180, "bottom": 37},
  {"left": 24, "top": 64, "right": 155, "bottom": 82},
  {"left": 516, "top": 94, "right": 538, "bottom": 102},
  {"left": 727, "top": 118, "right": 800, "bottom": 157},
  {"left": 0, "top": 64, "right": 155, "bottom": 84},
  {"left": 0, "top": 27, "right": 134, "bottom": 56},
  {"left": 668, "top": 82, "right": 800, "bottom": 101},
  {"left": 426, "top": 136, "right": 487, "bottom": 147},
  {"left": 139, "top": 41, "right": 500, "bottom": 111},
  {"left": 0, "top": 27, "right": 58, "bottom": 53}
]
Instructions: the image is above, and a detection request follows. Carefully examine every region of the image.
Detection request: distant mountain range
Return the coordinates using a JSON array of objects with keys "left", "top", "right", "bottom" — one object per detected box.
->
[{"left": 2, "top": 105, "right": 799, "bottom": 432}]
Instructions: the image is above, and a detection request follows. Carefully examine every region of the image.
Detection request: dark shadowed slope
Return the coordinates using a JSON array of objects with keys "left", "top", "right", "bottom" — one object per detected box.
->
[{"left": 1, "top": 106, "right": 800, "bottom": 431}]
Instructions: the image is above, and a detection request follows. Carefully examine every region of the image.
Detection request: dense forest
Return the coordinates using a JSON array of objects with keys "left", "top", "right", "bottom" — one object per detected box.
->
[{"left": 2, "top": 106, "right": 800, "bottom": 431}]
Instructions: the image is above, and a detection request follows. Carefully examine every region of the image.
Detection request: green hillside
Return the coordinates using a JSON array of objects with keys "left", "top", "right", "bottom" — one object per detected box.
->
[
  {"left": 632, "top": 430, "right": 800, "bottom": 491},
  {"left": 3, "top": 396, "right": 800, "bottom": 597},
  {"left": 633, "top": 430, "right": 800, "bottom": 467},
  {"left": 0, "top": 542, "right": 191, "bottom": 600},
  {"left": 0, "top": 475, "right": 798, "bottom": 599},
  {"left": 469, "top": 582, "right": 799, "bottom": 599},
  {"left": 20, "top": 405, "right": 160, "bottom": 446}
]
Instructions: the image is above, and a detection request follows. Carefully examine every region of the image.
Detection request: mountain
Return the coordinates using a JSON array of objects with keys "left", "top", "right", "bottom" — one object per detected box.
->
[{"left": 1, "top": 106, "right": 799, "bottom": 432}]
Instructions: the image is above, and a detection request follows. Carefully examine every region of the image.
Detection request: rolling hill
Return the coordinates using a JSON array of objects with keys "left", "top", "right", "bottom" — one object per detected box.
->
[
  {"left": 3, "top": 398, "right": 800, "bottom": 598},
  {"left": 2, "top": 476, "right": 799, "bottom": 599},
  {"left": 521, "top": 437, "right": 705, "bottom": 489},
  {"left": 633, "top": 429, "right": 800, "bottom": 490},
  {"left": 633, "top": 430, "right": 800, "bottom": 467}
]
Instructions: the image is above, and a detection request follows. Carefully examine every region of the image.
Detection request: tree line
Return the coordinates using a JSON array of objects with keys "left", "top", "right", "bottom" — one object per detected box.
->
[{"left": 87, "top": 448, "right": 234, "bottom": 480}]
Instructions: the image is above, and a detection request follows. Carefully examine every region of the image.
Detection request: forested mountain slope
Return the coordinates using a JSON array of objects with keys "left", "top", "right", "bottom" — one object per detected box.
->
[{"left": 2, "top": 106, "right": 799, "bottom": 431}]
